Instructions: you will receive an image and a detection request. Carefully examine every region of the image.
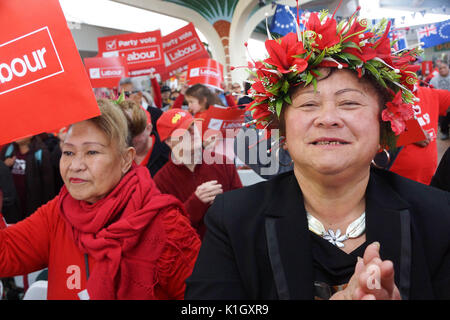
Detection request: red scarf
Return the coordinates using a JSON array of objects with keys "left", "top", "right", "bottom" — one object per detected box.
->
[{"left": 58, "top": 164, "right": 186, "bottom": 299}]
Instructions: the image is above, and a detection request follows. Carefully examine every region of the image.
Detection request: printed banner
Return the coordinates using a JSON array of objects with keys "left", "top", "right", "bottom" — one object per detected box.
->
[
  {"left": 201, "top": 104, "right": 245, "bottom": 137},
  {"left": 163, "top": 23, "right": 209, "bottom": 78},
  {"left": 97, "top": 30, "right": 166, "bottom": 75},
  {"left": 84, "top": 56, "right": 128, "bottom": 88},
  {"left": 421, "top": 61, "right": 433, "bottom": 75},
  {"left": 0, "top": 0, "right": 100, "bottom": 145},
  {"left": 187, "top": 58, "right": 224, "bottom": 91},
  {"left": 396, "top": 118, "right": 427, "bottom": 147}
]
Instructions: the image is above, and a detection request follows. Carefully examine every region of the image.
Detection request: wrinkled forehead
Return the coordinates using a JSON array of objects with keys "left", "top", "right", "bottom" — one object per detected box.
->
[
  {"left": 64, "top": 120, "right": 111, "bottom": 147},
  {"left": 292, "top": 69, "right": 375, "bottom": 97}
]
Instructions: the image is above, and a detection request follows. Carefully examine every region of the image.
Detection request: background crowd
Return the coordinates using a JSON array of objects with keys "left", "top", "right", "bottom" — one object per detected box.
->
[{"left": 0, "top": 26, "right": 449, "bottom": 300}]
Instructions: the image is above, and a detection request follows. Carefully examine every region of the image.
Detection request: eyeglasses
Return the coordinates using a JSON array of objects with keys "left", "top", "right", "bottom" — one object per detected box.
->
[{"left": 123, "top": 90, "right": 140, "bottom": 98}]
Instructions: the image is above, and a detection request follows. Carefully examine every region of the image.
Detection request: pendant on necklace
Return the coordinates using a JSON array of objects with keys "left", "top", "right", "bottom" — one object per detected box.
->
[{"left": 322, "top": 229, "right": 349, "bottom": 248}]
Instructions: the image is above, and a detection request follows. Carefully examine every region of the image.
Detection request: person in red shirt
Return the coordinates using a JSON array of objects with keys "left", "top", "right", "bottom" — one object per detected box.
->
[
  {"left": 117, "top": 100, "right": 169, "bottom": 177},
  {"left": 389, "top": 87, "right": 450, "bottom": 184},
  {"left": 154, "top": 109, "right": 243, "bottom": 239},
  {"left": 0, "top": 99, "right": 200, "bottom": 300}
]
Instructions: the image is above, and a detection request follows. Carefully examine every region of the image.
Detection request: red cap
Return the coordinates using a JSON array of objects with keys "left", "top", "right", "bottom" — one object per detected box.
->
[{"left": 157, "top": 109, "right": 198, "bottom": 142}]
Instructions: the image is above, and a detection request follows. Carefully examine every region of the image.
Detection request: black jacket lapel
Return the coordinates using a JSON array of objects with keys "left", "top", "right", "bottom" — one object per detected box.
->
[
  {"left": 365, "top": 170, "right": 412, "bottom": 299},
  {"left": 263, "top": 169, "right": 413, "bottom": 300},
  {"left": 264, "top": 174, "right": 314, "bottom": 299}
]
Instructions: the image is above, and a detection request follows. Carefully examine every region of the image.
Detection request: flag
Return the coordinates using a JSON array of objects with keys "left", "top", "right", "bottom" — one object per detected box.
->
[
  {"left": 270, "top": 4, "right": 304, "bottom": 36},
  {"left": 417, "top": 19, "right": 450, "bottom": 48},
  {"left": 389, "top": 29, "right": 408, "bottom": 51},
  {"left": 370, "top": 18, "right": 395, "bottom": 28}
]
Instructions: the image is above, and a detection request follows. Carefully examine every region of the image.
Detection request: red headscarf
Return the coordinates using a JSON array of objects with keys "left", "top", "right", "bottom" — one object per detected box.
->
[{"left": 58, "top": 164, "right": 186, "bottom": 299}]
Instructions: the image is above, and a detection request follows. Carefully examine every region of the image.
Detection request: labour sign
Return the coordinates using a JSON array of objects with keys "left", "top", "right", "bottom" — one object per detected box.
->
[
  {"left": 163, "top": 23, "right": 209, "bottom": 78},
  {"left": 0, "top": 0, "right": 100, "bottom": 145},
  {"left": 84, "top": 56, "right": 128, "bottom": 88},
  {"left": 98, "top": 30, "right": 165, "bottom": 76},
  {"left": 187, "top": 58, "right": 224, "bottom": 91}
]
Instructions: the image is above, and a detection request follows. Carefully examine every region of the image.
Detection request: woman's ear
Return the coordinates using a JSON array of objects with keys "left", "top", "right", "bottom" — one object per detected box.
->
[{"left": 121, "top": 147, "right": 136, "bottom": 174}]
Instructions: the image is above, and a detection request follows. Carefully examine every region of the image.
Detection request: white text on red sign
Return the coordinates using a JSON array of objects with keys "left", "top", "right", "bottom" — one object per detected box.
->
[{"left": 0, "top": 27, "right": 64, "bottom": 95}]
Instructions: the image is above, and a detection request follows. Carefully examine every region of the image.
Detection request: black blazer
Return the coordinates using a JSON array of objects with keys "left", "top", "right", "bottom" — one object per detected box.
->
[{"left": 185, "top": 168, "right": 450, "bottom": 300}]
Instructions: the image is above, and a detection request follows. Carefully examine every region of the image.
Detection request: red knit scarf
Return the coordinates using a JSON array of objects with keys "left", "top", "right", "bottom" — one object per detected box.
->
[{"left": 58, "top": 164, "right": 186, "bottom": 299}]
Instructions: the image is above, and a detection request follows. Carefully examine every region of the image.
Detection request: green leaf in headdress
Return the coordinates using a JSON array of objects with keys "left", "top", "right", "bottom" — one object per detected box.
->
[{"left": 114, "top": 90, "right": 126, "bottom": 105}]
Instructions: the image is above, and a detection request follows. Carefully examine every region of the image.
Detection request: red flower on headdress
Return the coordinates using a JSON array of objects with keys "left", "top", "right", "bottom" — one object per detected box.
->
[
  {"left": 264, "top": 32, "right": 308, "bottom": 74},
  {"left": 250, "top": 80, "right": 274, "bottom": 102},
  {"left": 305, "top": 13, "right": 340, "bottom": 50},
  {"left": 342, "top": 46, "right": 377, "bottom": 63},
  {"left": 373, "top": 20, "right": 393, "bottom": 65},
  {"left": 381, "top": 91, "right": 414, "bottom": 135}
]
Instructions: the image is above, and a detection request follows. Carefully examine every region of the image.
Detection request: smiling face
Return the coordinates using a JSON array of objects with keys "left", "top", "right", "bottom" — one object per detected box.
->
[
  {"left": 284, "top": 69, "right": 381, "bottom": 177},
  {"left": 60, "top": 121, "right": 131, "bottom": 203}
]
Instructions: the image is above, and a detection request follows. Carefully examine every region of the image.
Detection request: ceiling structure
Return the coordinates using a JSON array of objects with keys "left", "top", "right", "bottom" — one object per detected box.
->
[{"left": 101, "top": 0, "right": 449, "bottom": 84}]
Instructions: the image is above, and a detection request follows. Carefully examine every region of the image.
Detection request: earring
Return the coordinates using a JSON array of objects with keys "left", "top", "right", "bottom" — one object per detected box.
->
[
  {"left": 275, "top": 140, "right": 294, "bottom": 167},
  {"left": 371, "top": 148, "right": 390, "bottom": 169}
]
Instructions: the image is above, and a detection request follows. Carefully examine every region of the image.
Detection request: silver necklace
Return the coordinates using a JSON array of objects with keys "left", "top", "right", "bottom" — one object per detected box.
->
[{"left": 306, "top": 212, "right": 366, "bottom": 248}]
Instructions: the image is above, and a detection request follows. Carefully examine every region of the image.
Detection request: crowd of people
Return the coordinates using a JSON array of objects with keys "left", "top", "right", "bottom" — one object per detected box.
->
[{"left": 0, "top": 5, "right": 449, "bottom": 301}]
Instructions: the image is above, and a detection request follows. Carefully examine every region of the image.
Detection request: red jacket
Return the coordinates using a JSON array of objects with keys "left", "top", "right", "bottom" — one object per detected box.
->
[
  {"left": 0, "top": 196, "right": 200, "bottom": 300},
  {"left": 390, "top": 87, "right": 450, "bottom": 184},
  {"left": 154, "top": 155, "right": 243, "bottom": 239}
]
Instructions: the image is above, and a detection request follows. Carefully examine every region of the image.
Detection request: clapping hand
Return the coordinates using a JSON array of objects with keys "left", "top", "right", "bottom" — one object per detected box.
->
[{"left": 330, "top": 242, "right": 401, "bottom": 300}]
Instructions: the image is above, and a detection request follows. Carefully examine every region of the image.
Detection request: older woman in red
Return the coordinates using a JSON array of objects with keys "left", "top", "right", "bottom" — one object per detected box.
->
[{"left": 0, "top": 99, "right": 200, "bottom": 299}]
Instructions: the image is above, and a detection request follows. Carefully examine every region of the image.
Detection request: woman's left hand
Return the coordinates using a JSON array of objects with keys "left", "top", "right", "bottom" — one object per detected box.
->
[{"left": 331, "top": 242, "right": 401, "bottom": 300}]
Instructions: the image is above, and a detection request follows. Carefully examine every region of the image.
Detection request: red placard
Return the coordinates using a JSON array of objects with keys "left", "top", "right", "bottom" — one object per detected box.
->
[
  {"left": 128, "top": 64, "right": 168, "bottom": 82},
  {"left": 163, "top": 23, "right": 209, "bottom": 78},
  {"left": 0, "top": 0, "right": 100, "bottom": 145},
  {"left": 421, "top": 61, "right": 433, "bottom": 75},
  {"left": 201, "top": 105, "right": 245, "bottom": 138},
  {"left": 98, "top": 30, "right": 165, "bottom": 75},
  {"left": 84, "top": 56, "right": 128, "bottom": 88},
  {"left": 187, "top": 59, "right": 224, "bottom": 91},
  {"left": 396, "top": 118, "right": 427, "bottom": 147}
]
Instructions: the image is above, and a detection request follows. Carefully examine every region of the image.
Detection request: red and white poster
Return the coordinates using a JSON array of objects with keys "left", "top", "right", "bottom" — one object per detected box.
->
[
  {"left": 421, "top": 61, "right": 433, "bottom": 75},
  {"left": 396, "top": 118, "right": 427, "bottom": 147},
  {"left": 97, "top": 30, "right": 166, "bottom": 79},
  {"left": 0, "top": 0, "right": 100, "bottom": 145},
  {"left": 201, "top": 105, "right": 245, "bottom": 137},
  {"left": 163, "top": 23, "right": 209, "bottom": 78},
  {"left": 84, "top": 56, "right": 128, "bottom": 88},
  {"left": 187, "top": 58, "right": 224, "bottom": 91}
]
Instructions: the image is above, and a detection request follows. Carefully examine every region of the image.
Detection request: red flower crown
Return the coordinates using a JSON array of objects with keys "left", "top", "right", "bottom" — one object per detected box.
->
[{"left": 237, "top": 2, "right": 422, "bottom": 146}]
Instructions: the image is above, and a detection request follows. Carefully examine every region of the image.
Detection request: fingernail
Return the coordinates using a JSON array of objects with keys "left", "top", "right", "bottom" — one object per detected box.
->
[
  {"left": 357, "top": 256, "right": 363, "bottom": 262},
  {"left": 372, "top": 241, "right": 380, "bottom": 249}
]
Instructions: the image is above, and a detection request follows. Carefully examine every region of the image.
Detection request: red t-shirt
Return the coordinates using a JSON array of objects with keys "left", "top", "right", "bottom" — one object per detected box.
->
[
  {"left": 153, "top": 155, "right": 243, "bottom": 239},
  {"left": 390, "top": 87, "right": 450, "bottom": 184},
  {"left": 133, "top": 135, "right": 155, "bottom": 167}
]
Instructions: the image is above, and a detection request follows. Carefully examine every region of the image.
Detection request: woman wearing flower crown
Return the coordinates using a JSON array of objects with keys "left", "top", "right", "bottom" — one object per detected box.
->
[{"left": 185, "top": 5, "right": 450, "bottom": 300}]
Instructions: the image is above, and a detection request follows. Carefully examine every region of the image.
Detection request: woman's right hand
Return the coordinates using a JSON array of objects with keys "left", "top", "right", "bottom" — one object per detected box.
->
[
  {"left": 330, "top": 242, "right": 401, "bottom": 300},
  {"left": 4, "top": 156, "right": 16, "bottom": 167},
  {"left": 195, "top": 180, "right": 223, "bottom": 204}
]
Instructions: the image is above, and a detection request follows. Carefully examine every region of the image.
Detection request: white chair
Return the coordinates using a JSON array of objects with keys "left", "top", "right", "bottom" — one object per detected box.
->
[{"left": 23, "top": 280, "right": 47, "bottom": 300}]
